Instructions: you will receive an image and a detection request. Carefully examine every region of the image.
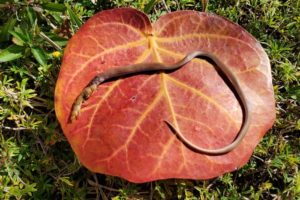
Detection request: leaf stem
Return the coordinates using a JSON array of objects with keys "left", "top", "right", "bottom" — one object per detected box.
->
[
  {"left": 39, "top": 32, "right": 62, "bottom": 51},
  {"left": 1, "top": 125, "right": 33, "bottom": 131},
  {"left": 201, "top": 0, "right": 209, "bottom": 12},
  {"left": 162, "top": 0, "right": 171, "bottom": 13}
]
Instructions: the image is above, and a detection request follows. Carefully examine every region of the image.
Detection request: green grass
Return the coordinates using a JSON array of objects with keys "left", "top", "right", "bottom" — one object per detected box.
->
[{"left": 0, "top": 0, "right": 299, "bottom": 199}]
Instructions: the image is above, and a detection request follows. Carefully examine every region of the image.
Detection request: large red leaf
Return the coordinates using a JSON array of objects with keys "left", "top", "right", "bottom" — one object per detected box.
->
[{"left": 55, "top": 8, "right": 275, "bottom": 183}]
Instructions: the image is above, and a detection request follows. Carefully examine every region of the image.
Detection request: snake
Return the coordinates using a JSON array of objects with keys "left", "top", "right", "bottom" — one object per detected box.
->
[{"left": 69, "top": 51, "right": 251, "bottom": 155}]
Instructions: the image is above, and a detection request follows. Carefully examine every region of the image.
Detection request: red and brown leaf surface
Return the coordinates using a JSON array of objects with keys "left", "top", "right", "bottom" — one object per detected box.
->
[{"left": 55, "top": 8, "right": 275, "bottom": 183}]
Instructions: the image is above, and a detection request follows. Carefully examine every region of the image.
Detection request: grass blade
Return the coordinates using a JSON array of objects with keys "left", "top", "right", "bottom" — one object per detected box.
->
[{"left": 66, "top": 4, "right": 82, "bottom": 28}]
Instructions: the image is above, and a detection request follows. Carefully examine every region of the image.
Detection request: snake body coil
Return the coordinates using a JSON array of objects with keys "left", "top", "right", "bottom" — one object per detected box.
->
[{"left": 70, "top": 51, "right": 251, "bottom": 155}]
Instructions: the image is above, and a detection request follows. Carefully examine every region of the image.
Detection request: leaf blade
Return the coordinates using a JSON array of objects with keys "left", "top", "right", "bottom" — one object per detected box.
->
[
  {"left": 42, "top": 3, "right": 66, "bottom": 12},
  {"left": 55, "top": 8, "right": 276, "bottom": 183},
  {"left": 31, "top": 47, "right": 47, "bottom": 66},
  {"left": 144, "top": 0, "right": 157, "bottom": 13},
  {"left": 0, "top": 17, "right": 16, "bottom": 42},
  {"left": 0, "top": 45, "right": 24, "bottom": 62}
]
